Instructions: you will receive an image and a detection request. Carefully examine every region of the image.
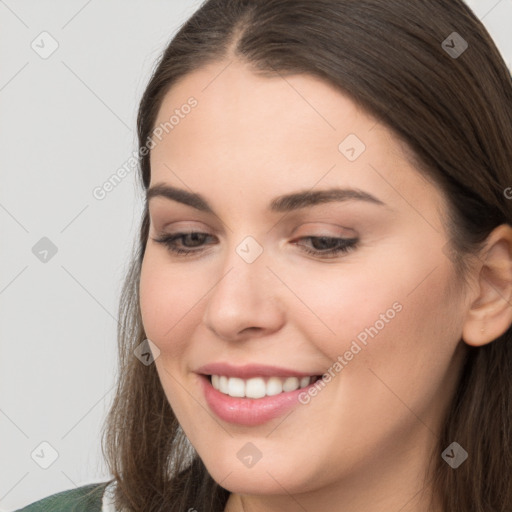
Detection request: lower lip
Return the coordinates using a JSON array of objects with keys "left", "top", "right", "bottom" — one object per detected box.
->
[{"left": 199, "top": 374, "right": 319, "bottom": 426}]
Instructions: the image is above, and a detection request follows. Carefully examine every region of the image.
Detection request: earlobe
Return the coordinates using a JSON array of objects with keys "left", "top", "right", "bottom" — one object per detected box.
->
[{"left": 461, "top": 224, "right": 512, "bottom": 347}]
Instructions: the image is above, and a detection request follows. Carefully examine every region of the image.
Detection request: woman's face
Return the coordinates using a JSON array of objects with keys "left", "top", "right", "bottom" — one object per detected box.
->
[{"left": 139, "top": 60, "right": 470, "bottom": 507}]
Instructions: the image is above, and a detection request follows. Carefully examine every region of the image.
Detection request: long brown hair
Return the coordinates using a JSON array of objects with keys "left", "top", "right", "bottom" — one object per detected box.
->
[{"left": 101, "top": 1, "right": 512, "bottom": 510}]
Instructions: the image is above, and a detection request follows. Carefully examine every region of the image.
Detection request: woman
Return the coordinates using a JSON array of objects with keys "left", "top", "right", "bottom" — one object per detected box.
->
[{"left": 17, "top": 0, "right": 512, "bottom": 511}]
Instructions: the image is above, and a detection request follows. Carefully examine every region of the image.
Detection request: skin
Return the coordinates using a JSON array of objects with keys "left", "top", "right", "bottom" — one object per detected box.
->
[{"left": 139, "top": 59, "right": 512, "bottom": 512}]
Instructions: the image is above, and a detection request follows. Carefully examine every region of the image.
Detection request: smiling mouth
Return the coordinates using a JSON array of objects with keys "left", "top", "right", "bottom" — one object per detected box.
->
[{"left": 206, "top": 374, "right": 322, "bottom": 399}]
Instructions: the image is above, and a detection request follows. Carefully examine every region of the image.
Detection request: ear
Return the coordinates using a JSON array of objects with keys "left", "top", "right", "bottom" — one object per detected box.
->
[{"left": 462, "top": 224, "right": 512, "bottom": 347}]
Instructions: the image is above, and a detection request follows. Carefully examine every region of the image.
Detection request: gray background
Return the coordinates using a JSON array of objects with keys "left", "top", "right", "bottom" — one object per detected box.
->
[{"left": 0, "top": 0, "right": 510, "bottom": 510}]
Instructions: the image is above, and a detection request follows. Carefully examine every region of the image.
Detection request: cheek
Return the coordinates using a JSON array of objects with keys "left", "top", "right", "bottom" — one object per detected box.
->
[
  {"left": 287, "top": 243, "right": 461, "bottom": 379},
  {"left": 139, "top": 253, "right": 207, "bottom": 357},
  {"left": 280, "top": 260, "right": 405, "bottom": 361},
  {"left": 357, "top": 266, "right": 460, "bottom": 409},
  {"left": 284, "top": 259, "right": 462, "bottom": 457}
]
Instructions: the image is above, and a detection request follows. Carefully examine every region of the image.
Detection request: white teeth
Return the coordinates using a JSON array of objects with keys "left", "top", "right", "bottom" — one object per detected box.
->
[
  {"left": 245, "top": 377, "right": 267, "bottom": 398},
  {"left": 210, "top": 375, "right": 316, "bottom": 398},
  {"left": 227, "top": 377, "right": 245, "bottom": 397},
  {"left": 266, "top": 377, "right": 283, "bottom": 396},
  {"left": 219, "top": 375, "right": 229, "bottom": 394},
  {"left": 282, "top": 376, "right": 300, "bottom": 392}
]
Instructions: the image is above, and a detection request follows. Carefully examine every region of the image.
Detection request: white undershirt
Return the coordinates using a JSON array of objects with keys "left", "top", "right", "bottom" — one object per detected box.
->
[{"left": 101, "top": 481, "right": 117, "bottom": 512}]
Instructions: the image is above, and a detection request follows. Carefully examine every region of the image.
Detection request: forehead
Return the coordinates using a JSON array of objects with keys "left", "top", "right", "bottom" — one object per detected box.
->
[
  {"left": 148, "top": 60, "right": 445, "bottom": 222},
  {"left": 151, "top": 59, "right": 392, "bottom": 158}
]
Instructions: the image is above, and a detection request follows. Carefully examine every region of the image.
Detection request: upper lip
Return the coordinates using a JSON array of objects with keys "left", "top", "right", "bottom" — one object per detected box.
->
[{"left": 196, "top": 362, "right": 321, "bottom": 379}]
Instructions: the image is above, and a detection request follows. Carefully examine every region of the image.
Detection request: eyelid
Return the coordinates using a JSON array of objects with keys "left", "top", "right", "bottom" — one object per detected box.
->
[
  {"left": 150, "top": 216, "right": 359, "bottom": 244},
  {"left": 291, "top": 221, "right": 357, "bottom": 237},
  {"left": 151, "top": 218, "right": 215, "bottom": 233}
]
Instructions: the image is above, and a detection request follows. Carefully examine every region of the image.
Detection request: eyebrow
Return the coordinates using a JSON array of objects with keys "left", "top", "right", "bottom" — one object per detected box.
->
[{"left": 146, "top": 183, "right": 387, "bottom": 213}]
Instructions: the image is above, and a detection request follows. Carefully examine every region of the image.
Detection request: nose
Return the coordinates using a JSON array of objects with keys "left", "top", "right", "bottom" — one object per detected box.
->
[{"left": 201, "top": 239, "right": 286, "bottom": 341}]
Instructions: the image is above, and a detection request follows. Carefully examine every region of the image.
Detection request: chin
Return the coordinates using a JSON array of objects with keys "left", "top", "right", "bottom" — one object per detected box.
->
[{"left": 201, "top": 451, "right": 313, "bottom": 495}]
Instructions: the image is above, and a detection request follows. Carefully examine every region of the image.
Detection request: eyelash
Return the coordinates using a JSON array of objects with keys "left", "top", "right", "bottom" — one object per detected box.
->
[{"left": 152, "top": 232, "right": 358, "bottom": 259}]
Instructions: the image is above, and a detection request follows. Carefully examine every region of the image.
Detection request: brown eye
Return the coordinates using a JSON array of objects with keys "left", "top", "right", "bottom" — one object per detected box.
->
[
  {"left": 153, "top": 232, "right": 217, "bottom": 255},
  {"left": 293, "top": 236, "right": 358, "bottom": 258}
]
